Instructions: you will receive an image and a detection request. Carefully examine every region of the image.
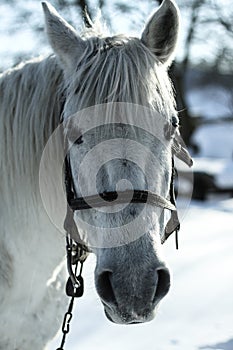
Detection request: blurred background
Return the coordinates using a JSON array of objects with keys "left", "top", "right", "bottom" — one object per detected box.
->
[{"left": 1, "top": 1, "right": 233, "bottom": 349}]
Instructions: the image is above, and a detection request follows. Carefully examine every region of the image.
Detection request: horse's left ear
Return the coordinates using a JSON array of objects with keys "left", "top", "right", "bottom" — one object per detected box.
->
[
  {"left": 42, "top": 2, "right": 85, "bottom": 71},
  {"left": 141, "top": 0, "right": 180, "bottom": 66}
]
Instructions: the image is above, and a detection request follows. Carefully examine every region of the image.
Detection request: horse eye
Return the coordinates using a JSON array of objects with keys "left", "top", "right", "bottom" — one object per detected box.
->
[{"left": 172, "top": 116, "right": 179, "bottom": 128}]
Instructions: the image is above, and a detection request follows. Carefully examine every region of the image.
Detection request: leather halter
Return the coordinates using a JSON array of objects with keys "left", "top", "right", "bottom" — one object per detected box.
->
[
  {"left": 58, "top": 123, "right": 193, "bottom": 350},
  {"left": 63, "top": 129, "right": 193, "bottom": 250}
]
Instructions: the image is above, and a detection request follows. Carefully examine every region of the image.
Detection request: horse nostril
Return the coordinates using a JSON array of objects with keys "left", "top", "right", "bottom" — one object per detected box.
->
[
  {"left": 153, "top": 267, "right": 171, "bottom": 303},
  {"left": 96, "top": 271, "right": 116, "bottom": 305}
]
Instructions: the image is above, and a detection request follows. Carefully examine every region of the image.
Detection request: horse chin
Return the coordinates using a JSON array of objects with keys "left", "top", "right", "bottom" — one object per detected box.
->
[{"left": 103, "top": 305, "right": 157, "bottom": 325}]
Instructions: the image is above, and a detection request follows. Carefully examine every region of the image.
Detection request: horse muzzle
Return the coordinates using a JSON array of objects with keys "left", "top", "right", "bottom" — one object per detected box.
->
[{"left": 95, "top": 264, "right": 171, "bottom": 324}]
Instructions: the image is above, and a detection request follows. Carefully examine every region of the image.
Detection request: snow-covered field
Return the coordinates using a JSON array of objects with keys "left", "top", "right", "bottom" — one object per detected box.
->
[{"left": 48, "top": 198, "right": 233, "bottom": 350}]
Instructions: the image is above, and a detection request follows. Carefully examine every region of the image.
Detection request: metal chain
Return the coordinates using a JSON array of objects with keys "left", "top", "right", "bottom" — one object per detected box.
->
[
  {"left": 56, "top": 296, "right": 75, "bottom": 350},
  {"left": 56, "top": 235, "right": 86, "bottom": 350}
]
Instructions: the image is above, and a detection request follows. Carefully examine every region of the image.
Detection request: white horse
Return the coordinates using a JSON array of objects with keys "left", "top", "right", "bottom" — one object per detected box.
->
[{"left": 0, "top": 0, "right": 182, "bottom": 348}]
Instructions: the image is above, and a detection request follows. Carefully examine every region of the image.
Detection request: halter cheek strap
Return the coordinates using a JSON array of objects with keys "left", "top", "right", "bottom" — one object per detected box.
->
[
  {"left": 162, "top": 132, "right": 193, "bottom": 247},
  {"left": 162, "top": 157, "right": 180, "bottom": 247}
]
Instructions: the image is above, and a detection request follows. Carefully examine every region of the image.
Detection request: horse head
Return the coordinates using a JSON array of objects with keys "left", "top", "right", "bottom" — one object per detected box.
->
[{"left": 42, "top": 0, "right": 180, "bottom": 324}]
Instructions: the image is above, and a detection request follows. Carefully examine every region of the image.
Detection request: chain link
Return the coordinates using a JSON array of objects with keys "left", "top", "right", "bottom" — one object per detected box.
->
[
  {"left": 56, "top": 296, "right": 75, "bottom": 350},
  {"left": 56, "top": 234, "right": 86, "bottom": 350}
]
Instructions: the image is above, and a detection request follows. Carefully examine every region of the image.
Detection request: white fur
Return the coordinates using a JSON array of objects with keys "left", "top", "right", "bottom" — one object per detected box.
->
[
  {"left": 0, "top": 56, "right": 67, "bottom": 349},
  {"left": 0, "top": 0, "right": 180, "bottom": 347}
]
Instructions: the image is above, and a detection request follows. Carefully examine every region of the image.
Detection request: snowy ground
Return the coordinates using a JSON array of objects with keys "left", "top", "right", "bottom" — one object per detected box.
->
[{"left": 48, "top": 198, "right": 233, "bottom": 350}]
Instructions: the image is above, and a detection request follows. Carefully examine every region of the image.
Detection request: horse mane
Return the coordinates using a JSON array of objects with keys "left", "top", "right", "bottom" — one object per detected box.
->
[
  {"left": 65, "top": 24, "right": 176, "bottom": 117},
  {"left": 0, "top": 55, "right": 63, "bottom": 201}
]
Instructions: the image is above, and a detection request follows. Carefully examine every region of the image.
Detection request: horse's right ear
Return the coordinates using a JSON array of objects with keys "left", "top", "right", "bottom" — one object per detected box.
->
[
  {"left": 141, "top": 0, "right": 180, "bottom": 66},
  {"left": 42, "top": 2, "right": 85, "bottom": 71}
]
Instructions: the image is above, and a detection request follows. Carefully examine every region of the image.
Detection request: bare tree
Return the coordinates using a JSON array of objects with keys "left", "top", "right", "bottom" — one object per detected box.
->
[{"left": 157, "top": 0, "right": 233, "bottom": 145}]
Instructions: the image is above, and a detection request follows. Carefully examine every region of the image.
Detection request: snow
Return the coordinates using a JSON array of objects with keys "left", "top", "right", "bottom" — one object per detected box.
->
[
  {"left": 190, "top": 123, "right": 233, "bottom": 189},
  {"left": 215, "top": 162, "right": 233, "bottom": 189},
  {"left": 186, "top": 87, "right": 233, "bottom": 119},
  {"left": 48, "top": 199, "right": 233, "bottom": 350},
  {"left": 192, "top": 157, "right": 227, "bottom": 175},
  {"left": 185, "top": 157, "right": 233, "bottom": 190},
  {"left": 192, "top": 123, "right": 233, "bottom": 159}
]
